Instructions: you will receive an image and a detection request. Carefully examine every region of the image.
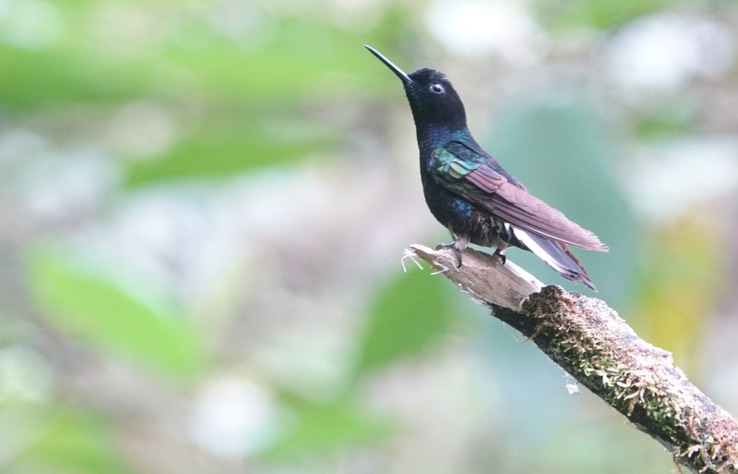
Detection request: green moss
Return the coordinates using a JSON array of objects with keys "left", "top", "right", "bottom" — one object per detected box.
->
[{"left": 520, "top": 286, "right": 738, "bottom": 473}]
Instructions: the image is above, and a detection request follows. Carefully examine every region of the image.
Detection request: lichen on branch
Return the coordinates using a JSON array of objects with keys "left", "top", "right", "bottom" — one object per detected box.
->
[{"left": 409, "top": 244, "right": 738, "bottom": 474}]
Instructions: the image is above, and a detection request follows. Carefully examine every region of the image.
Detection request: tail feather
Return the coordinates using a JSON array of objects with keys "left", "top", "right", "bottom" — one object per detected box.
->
[{"left": 513, "top": 228, "right": 597, "bottom": 291}]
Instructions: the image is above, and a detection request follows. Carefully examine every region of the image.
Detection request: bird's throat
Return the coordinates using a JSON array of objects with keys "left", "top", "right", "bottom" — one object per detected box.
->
[{"left": 416, "top": 125, "right": 470, "bottom": 157}]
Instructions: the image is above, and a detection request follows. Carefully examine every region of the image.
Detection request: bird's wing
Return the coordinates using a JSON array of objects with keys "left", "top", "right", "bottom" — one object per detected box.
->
[{"left": 431, "top": 141, "right": 608, "bottom": 251}]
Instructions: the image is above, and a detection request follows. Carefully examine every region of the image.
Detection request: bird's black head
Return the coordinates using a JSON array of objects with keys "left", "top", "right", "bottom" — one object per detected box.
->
[{"left": 365, "top": 46, "right": 467, "bottom": 132}]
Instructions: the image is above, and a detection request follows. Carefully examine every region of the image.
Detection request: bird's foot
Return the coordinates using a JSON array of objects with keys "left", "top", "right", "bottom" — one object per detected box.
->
[
  {"left": 435, "top": 242, "right": 463, "bottom": 268},
  {"left": 492, "top": 248, "right": 507, "bottom": 265}
]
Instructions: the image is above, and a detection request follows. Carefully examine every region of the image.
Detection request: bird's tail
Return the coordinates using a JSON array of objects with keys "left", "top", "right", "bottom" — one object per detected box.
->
[{"left": 514, "top": 228, "right": 597, "bottom": 291}]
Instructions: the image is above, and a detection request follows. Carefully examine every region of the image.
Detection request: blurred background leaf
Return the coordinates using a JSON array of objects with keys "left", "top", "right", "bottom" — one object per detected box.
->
[
  {"left": 537, "top": 0, "right": 675, "bottom": 30},
  {"left": 123, "top": 125, "right": 332, "bottom": 188},
  {"left": 27, "top": 247, "right": 204, "bottom": 379},
  {"left": 485, "top": 95, "right": 636, "bottom": 307},
  {"left": 10, "top": 407, "right": 130, "bottom": 474},
  {"left": 262, "top": 398, "right": 395, "bottom": 461},
  {"left": 352, "top": 269, "right": 454, "bottom": 379}
]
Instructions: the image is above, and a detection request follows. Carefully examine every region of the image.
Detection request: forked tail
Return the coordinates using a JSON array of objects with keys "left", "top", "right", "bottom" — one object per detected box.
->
[{"left": 514, "top": 228, "right": 597, "bottom": 291}]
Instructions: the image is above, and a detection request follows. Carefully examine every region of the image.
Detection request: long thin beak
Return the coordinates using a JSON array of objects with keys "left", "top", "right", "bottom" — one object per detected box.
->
[{"left": 365, "top": 45, "right": 413, "bottom": 84}]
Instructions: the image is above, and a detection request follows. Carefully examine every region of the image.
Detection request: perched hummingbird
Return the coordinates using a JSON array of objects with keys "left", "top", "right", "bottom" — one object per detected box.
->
[{"left": 366, "top": 45, "right": 608, "bottom": 290}]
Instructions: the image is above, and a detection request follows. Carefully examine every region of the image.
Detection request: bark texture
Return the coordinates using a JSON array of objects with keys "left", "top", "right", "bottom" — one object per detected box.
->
[{"left": 409, "top": 244, "right": 738, "bottom": 474}]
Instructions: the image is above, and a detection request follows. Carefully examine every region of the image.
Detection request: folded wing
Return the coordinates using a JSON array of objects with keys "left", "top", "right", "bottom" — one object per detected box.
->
[{"left": 431, "top": 141, "right": 608, "bottom": 252}]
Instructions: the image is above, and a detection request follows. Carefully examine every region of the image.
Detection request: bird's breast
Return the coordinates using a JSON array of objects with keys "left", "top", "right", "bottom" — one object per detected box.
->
[{"left": 420, "top": 177, "right": 519, "bottom": 249}]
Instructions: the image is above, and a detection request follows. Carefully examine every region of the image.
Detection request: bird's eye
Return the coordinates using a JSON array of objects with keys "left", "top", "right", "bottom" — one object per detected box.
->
[{"left": 429, "top": 83, "right": 445, "bottom": 94}]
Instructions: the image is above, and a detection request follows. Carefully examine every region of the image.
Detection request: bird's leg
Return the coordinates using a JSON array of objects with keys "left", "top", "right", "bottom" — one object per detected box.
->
[
  {"left": 436, "top": 235, "right": 468, "bottom": 268},
  {"left": 492, "top": 245, "right": 508, "bottom": 265},
  {"left": 436, "top": 242, "right": 463, "bottom": 268}
]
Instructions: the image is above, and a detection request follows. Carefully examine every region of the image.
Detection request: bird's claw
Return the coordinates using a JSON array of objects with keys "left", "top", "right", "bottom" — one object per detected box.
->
[
  {"left": 436, "top": 242, "right": 463, "bottom": 268},
  {"left": 492, "top": 249, "right": 507, "bottom": 265}
]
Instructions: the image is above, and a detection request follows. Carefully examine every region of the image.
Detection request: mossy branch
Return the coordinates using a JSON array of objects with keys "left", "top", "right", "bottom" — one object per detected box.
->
[{"left": 409, "top": 243, "right": 738, "bottom": 474}]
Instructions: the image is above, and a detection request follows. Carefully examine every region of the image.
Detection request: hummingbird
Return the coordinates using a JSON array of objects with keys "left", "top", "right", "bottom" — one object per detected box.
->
[{"left": 365, "top": 45, "right": 608, "bottom": 290}]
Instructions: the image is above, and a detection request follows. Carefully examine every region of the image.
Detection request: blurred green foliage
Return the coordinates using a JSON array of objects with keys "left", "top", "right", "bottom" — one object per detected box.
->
[
  {"left": 124, "top": 125, "right": 332, "bottom": 188},
  {"left": 537, "top": 0, "right": 676, "bottom": 29},
  {"left": 353, "top": 269, "right": 453, "bottom": 378},
  {"left": 0, "top": 0, "right": 734, "bottom": 473},
  {"left": 634, "top": 218, "right": 725, "bottom": 373},
  {"left": 485, "top": 94, "right": 636, "bottom": 306},
  {"left": 262, "top": 398, "right": 395, "bottom": 461},
  {"left": 28, "top": 247, "right": 205, "bottom": 378},
  {"left": 14, "top": 407, "right": 128, "bottom": 474}
]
